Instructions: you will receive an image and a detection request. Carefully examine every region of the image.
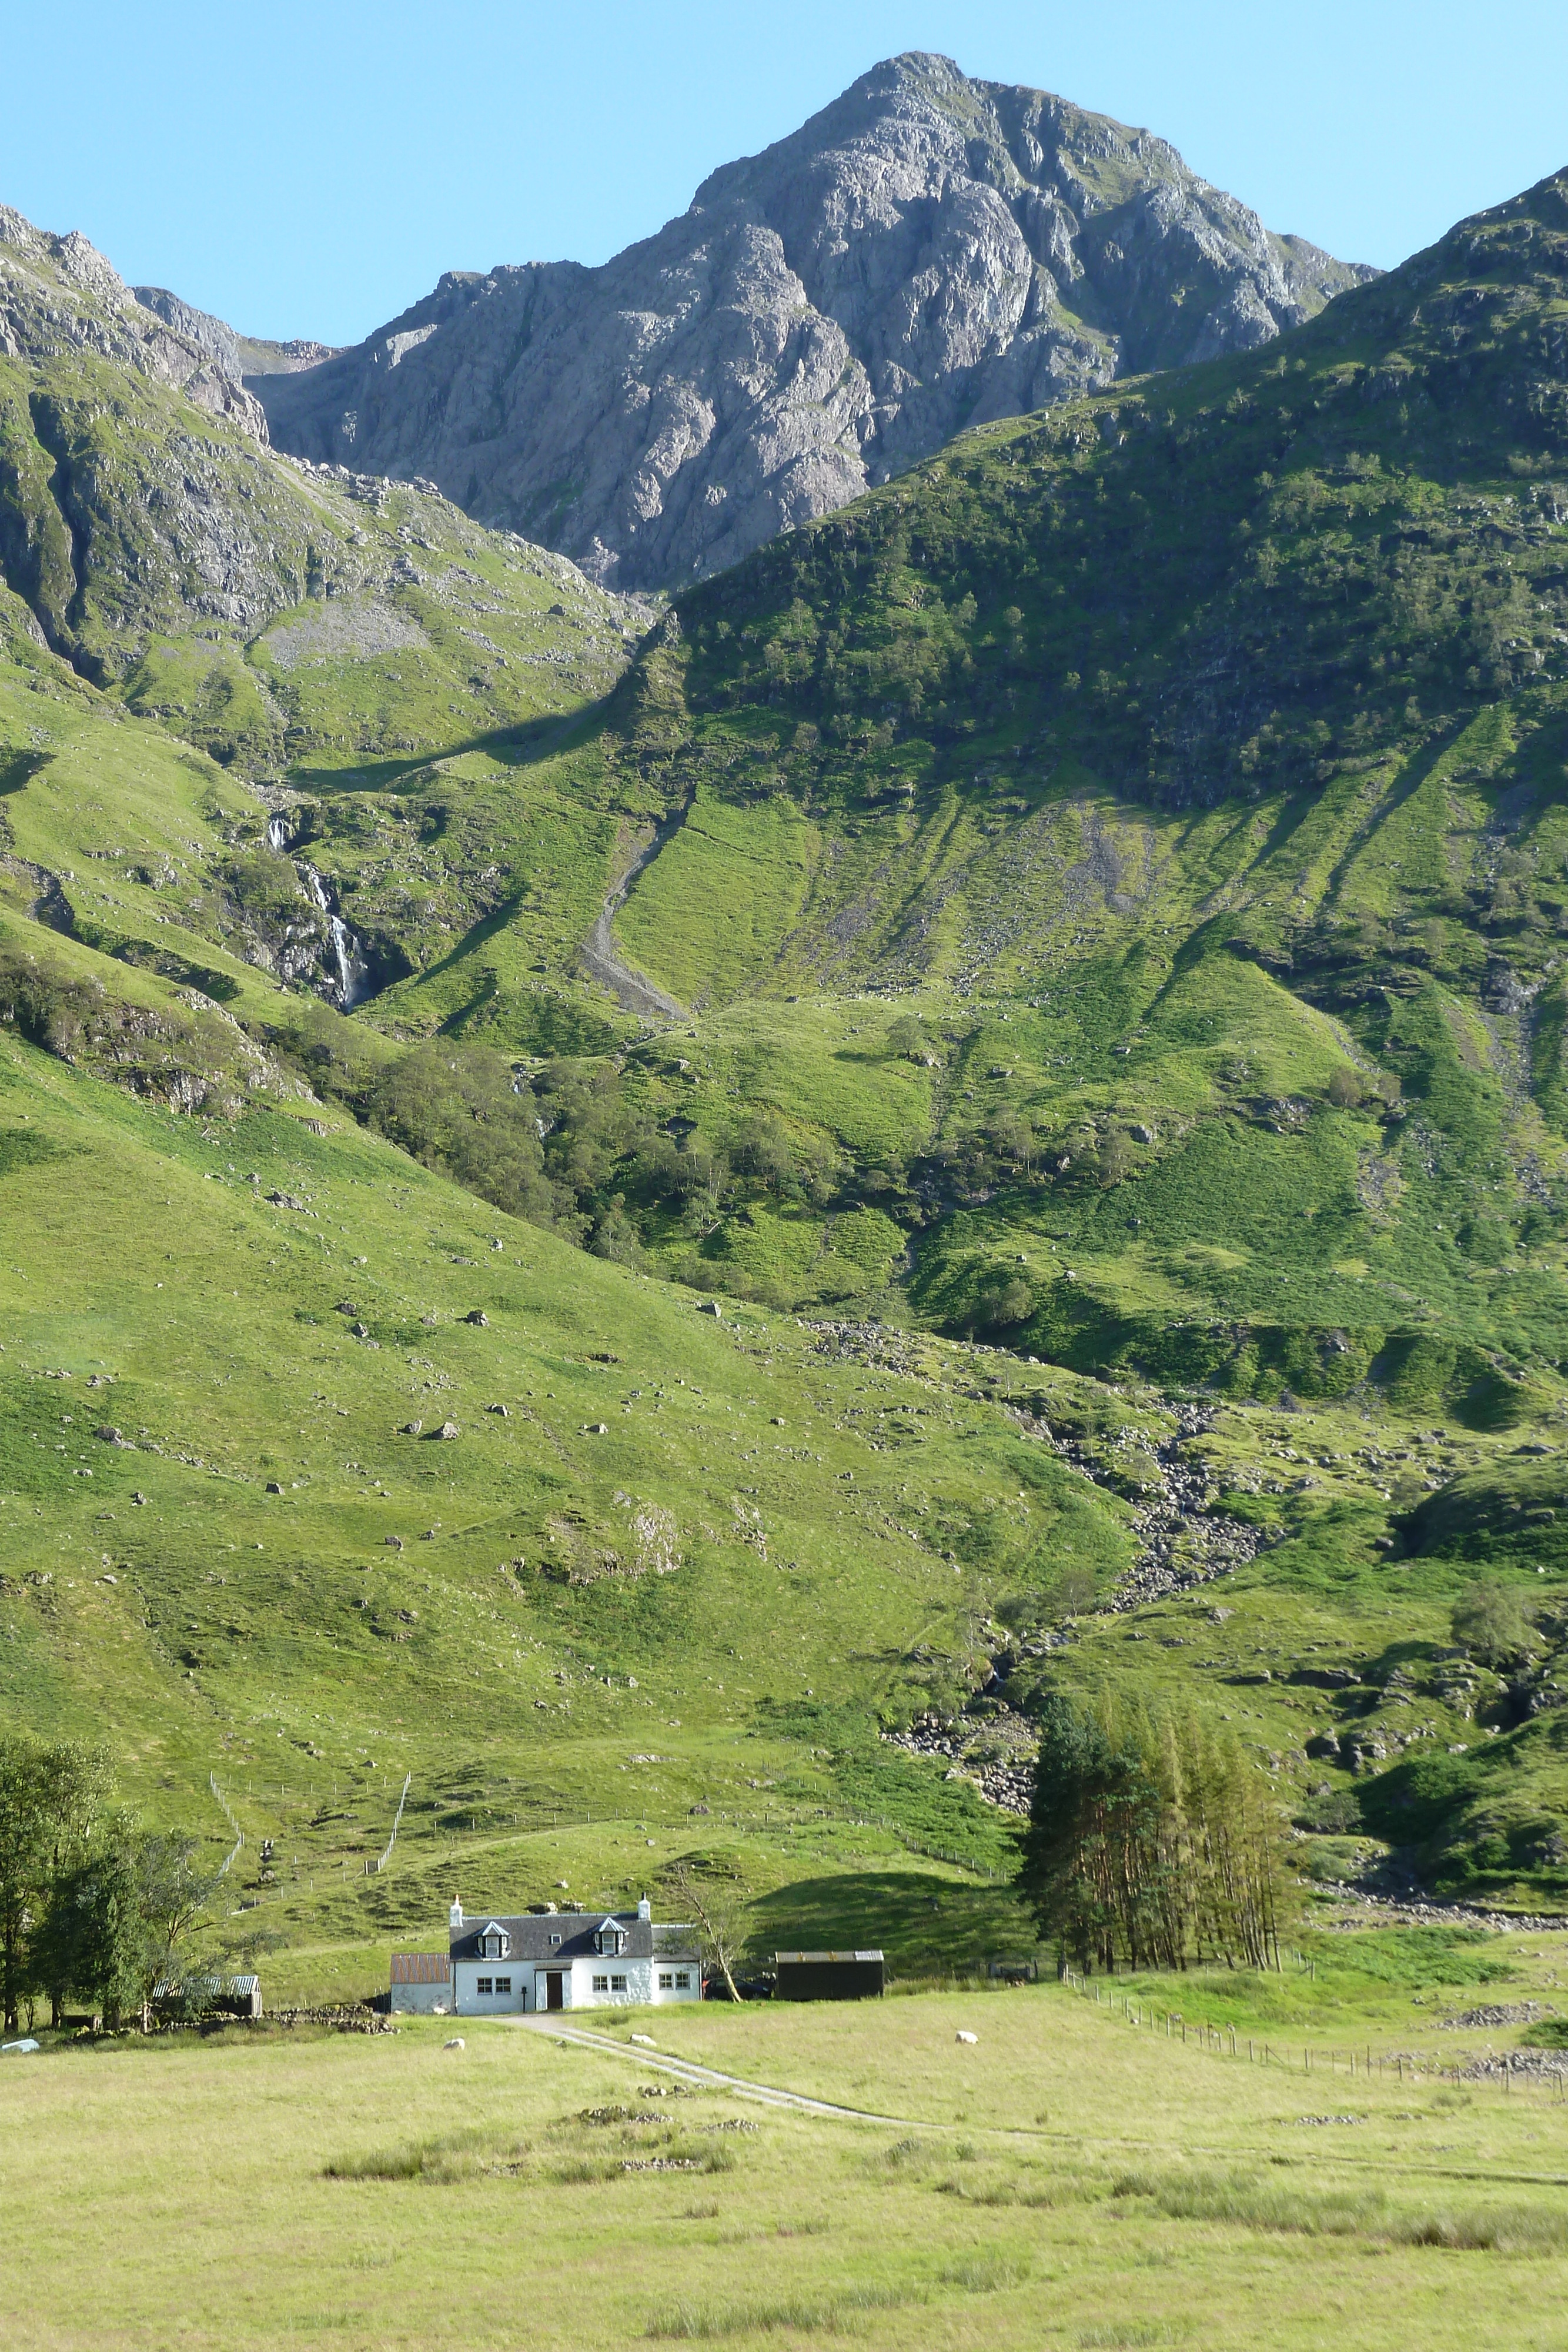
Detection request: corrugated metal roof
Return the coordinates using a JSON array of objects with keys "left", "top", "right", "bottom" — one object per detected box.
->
[
  {"left": 391, "top": 1952, "right": 452, "bottom": 1983},
  {"left": 152, "top": 1974, "right": 260, "bottom": 1999},
  {"left": 774, "top": 1951, "right": 884, "bottom": 1964}
]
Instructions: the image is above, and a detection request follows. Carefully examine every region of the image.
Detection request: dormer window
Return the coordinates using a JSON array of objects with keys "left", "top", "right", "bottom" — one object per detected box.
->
[
  {"left": 478, "top": 1923, "right": 510, "bottom": 1960},
  {"left": 593, "top": 1920, "right": 628, "bottom": 1958}
]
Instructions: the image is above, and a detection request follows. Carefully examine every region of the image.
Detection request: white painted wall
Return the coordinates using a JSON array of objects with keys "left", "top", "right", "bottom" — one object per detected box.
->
[
  {"left": 389, "top": 1977, "right": 451, "bottom": 2014},
  {"left": 449, "top": 1952, "right": 700, "bottom": 2013}
]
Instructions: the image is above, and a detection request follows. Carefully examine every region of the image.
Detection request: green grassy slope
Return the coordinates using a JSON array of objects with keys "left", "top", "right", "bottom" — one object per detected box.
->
[
  {"left": 8, "top": 172, "right": 1568, "bottom": 1950},
  {"left": 0, "top": 963, "right": 1137, "bottom": 1957},
  {"left": 340, "top": 172, "right": 1568, "bottom": 1415}
]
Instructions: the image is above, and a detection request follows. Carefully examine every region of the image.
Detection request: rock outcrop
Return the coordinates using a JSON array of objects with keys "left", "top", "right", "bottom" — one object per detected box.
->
[
  {"left": 254, "top": 52, "right": 1375, "bottom": 590},
  {"left": 0, "top": 208, "right": 267, "bottom": 437},
  {"left": 130, "top": 285, "right": 337, "bottom": 384}
]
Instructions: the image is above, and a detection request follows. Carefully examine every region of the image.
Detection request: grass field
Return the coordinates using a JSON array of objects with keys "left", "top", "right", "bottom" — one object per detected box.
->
[{"left": 5, "top": 1967, "right": 1568, "bottom": 2350}]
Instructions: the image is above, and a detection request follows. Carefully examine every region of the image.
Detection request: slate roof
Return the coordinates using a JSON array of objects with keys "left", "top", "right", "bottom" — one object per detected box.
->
[{"left": 449, "top": 1911, "right": 698, "bottom": 1963}]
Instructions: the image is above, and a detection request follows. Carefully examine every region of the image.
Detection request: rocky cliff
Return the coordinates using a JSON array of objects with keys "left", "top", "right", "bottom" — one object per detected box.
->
[
  {"left": 0, "top": 206, "right": 268, "bottom": 436},
  {"left": 254, "top": 52, "right": 1375, "bottom": 590},
  {"left": 131, "top": 283, "right": 337, "bottom": 383}
]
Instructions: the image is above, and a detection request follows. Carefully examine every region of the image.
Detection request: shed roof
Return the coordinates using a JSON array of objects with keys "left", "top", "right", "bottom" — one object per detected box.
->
[
  {"left": 774, "top": 1950, "right": 884, "bottom": 1965},
  {"left": 391, "top": 1952, "right": 452, "bottom": 1984}
]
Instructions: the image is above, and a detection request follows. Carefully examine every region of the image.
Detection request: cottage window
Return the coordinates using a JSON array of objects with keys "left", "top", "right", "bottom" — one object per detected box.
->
[
  {"left": 658, "top": 1972, "right": 673, "bottom": 1989},
  {"left": 592, "top": 1974, "right": 609, "bottom": 1992},
  {"left": 494, "top": 1976, "right": 511, "bottom": 1994},
  {"left": 610, "top": 1973, "right": 627, "bottom": 1992},
  {"left": 675, "top": 1972, "right": 691, "bottom": 1989},
  {"left": 549, "top": 1933, "right": 562, "bottom": 1946},
  {"left": 476, "top": 1976, "right": 493, "bottom": 1994}
]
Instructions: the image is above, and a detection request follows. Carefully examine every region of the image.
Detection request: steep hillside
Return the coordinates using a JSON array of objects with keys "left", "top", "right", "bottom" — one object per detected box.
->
[
  {"left": 359, "top": 168, "right": 1568, "bottom": 1397},
  {"left": 4, "top": 168, "right": 1568, "bottom": 1935},
  {"left": 254, "top": 52, "right": 1372, "bottom": 590},
  {"left": 0, "top": 202, "right": 642, "bottom": 744}
]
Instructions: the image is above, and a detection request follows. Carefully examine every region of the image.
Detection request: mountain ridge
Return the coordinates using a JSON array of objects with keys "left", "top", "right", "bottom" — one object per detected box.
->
[{"left": 249, "top": 52, "right": 1375, "bottom": 590}]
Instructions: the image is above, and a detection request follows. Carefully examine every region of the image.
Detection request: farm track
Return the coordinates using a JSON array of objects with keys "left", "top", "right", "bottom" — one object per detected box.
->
[
  {"left": 506, "top": 2017, "right": 1568, "bottom": 2184},
  {"left": 510, "top": 2015, "right": 915, "bottom": 2122}
]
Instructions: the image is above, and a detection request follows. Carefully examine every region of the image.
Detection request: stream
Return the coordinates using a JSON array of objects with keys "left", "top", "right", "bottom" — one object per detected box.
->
[{"left": 267, "top": 813, "right": 371, "bottom": 1008}]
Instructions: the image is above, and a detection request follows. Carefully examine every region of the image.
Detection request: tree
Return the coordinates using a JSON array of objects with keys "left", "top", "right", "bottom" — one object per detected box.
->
[
  {"left": 1018, "top": 1692, "right": 1291, "bottom": 1975},
  {"left": 589, "top": 1194, "right": 646, "bottom": 1269},
  {"left": 1095, "top": 1131, "right": 1133, "bottom": 1187},
  {"left": 132, "top": 1830, "right": 220, "bottom": 2011},
  {"left": 367, "top": 1044, "right": 555, "bottom": 1227},
  {"left": 734, "top": 1112, "right": 797, "bottom": 1191},
  {"left": 1452, "top": 1580, "right": 1533, "bottom": 1668},
  {"left": 977, "top": 1275, "right": 1034, "bottom": 1335},
  {"left": 884, "top": 1015, "right": 925, "bottom": 1061},
  {"left": 0, "top": 1738, "right": 109, "bottom": 2032},
  {"left": 1327, "top": 1067, "right": 1365, "bottom": 1108},
  {"left": 664, "top": 1860, "right": 752, "bottom": 2002},
  {"left": 985, "top": 1110, "right": 1033, "bottom": 1174},
  {"left": 35, "top": 1821, "right": 220, "bottom": 2031},
  {"left": 32, "top": 1846, "right": 145, "bottom": 2029}
]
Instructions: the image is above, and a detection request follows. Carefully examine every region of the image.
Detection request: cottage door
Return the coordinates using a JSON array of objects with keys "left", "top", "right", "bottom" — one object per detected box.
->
[{"left": 545, "top": 1972, "right": 564, "bottom": 2011}]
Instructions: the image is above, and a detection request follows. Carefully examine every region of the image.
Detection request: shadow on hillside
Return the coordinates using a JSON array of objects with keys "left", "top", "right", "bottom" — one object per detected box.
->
[
  {"left": 286, "top": 699, "right": 620, "bottom": 799},
  {"left": 747, "top": 1869, "right": 1037, "bottom": 1977}
]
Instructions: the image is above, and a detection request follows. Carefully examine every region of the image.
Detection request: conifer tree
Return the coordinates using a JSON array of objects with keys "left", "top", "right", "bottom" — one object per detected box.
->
[{"left": 1019, "top": 1692, "right": 1291, "bottom": 1973}]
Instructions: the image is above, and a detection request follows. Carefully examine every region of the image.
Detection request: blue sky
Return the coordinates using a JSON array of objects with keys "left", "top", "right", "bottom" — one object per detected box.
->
[{"left": 8, "top": 0, "right": 1566, "bottom": 345}]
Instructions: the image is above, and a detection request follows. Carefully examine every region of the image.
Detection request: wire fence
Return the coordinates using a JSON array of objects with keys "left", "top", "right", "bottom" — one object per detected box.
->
[
  {"left": 370, "top": 1773, "right": 413, "bottom": 1874},
  {"left": 1059, "top": 1967, "right": 1568, "bottom": 2095},
  {"left": 210, "top": 1773, "right": 243, "bottom": 1876}
]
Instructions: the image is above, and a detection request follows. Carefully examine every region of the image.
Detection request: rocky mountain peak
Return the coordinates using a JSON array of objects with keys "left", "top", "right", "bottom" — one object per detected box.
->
[
  {"left": 0, "top": 204, "right": 267, "bottom": 437},
  {"left": 252, "top": 56, "right": 1375, "bottom": 589}
]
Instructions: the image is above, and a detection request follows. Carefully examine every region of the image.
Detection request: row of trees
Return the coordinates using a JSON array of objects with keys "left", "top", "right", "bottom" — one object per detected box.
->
[
  {"left": 0, "top": 1738, "right": 216, "bottom": 2033},
  {"left": 1018, "top": 1692, "right": 1293, "bottom": 1973}
]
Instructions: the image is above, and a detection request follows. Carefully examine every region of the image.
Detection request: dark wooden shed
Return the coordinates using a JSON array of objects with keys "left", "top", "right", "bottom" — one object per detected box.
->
[{"left": 773, "top": 1949, "right": 884, "bottom": 2002}]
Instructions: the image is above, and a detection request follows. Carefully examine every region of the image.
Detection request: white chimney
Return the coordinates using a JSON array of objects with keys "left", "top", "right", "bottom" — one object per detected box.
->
[
  {"left": 637, "top": 1895, "right": 652, "bottom": 1922},
  {"left": 449, "top": 1896, "right": 464, "bottom": 1930}
]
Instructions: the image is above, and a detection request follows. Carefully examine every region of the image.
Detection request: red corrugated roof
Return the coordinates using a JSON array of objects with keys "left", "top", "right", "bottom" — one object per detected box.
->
[{"left": 391, "top": 1952, "right": 451, "bottom": 1983}]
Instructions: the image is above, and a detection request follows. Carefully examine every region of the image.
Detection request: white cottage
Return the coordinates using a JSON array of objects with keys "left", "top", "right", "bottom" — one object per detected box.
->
[{"left": 446, "top": 1897, "right": 701, "bottom": 2014}]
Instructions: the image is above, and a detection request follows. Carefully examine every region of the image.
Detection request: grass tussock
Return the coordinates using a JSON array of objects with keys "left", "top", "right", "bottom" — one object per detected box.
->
[
  {"left": 936, "top": 2166, "right": 1091, "bottom": 2209},
  {"left": 647, "top": 2251, "right": 1031, "bottom": 2338},
  {"left": 1112, "top": 2167, "right": 1568, "bottom": 2251},
  {"left": 938, "top": 2252, "right": 1029, "bottom": 2293},
  {"left": 323, "top": 2127, "right": 529, "bottom": 2184},
  {"left": 646, "top": 2283, "right": 913, "bottom": 2339}
]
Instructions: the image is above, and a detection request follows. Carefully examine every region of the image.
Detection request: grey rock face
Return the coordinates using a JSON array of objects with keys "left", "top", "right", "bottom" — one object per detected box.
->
[
  {"left": 131, "top": 285, "right": 339, "bottom": 382},
  {"left": 0, "top": 207, "right": 268, "bottom": 438},
  {"left": 256, "top": 52, "right": 1376, "bottom": 590}
]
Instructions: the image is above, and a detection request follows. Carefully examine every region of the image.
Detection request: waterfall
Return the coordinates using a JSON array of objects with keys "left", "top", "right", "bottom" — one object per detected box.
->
[
  {"left": 263, "top": 806, "right": 370, "bottom": 1008},
  {"left": 301, "top": 866, "right": 371, "bottom": 1009}
]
